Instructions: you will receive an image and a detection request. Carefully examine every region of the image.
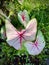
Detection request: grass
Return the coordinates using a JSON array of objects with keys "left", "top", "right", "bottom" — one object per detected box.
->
[{"left": 0, "top": 0, "right": 49, "bottom": 65}]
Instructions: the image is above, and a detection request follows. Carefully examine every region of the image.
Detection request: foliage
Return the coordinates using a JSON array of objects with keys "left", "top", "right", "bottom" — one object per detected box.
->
[{"left": 0, "top": 0, "right": 49, "bottom": 65}]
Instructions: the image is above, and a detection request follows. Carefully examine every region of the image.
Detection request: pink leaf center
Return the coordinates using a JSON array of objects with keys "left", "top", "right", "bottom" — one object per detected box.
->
[
  {"left": 17, "top": 30, "right": 26, "bottom": 46},
  {"left": 32, "top": 40, "right": 39, "bottom": 50},
  {"left": 34, "top": 40, "right": 39, "bottom": 50},
  {"left": 21, "top": 14, "right": 25, "bottom": 21}
]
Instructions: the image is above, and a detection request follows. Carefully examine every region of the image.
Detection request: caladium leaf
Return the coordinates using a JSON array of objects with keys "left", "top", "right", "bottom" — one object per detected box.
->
[
  {"left": 5, "top": 18, "right": 37, "bottom": 50},
  {"left": 18, "top": 10, "right": 29, "bottom": 27},
  {"left": 18, "top": 0, "right": 24, "bottom": 4},
  {"left": 24, "top": 30, "right": 45, "bottom": 55},
  {"left": 5, "top": 20, "right": 21, "bottom": 50},
  {"left": 5, "top": 20, "right": 19, "bottom": 41},
  {"left": 23, "top": 18, "right": 37, "bottom": 41},
  {"left": 7, "top": 36, "right": 21, "bottom": 50},
  {"left": 1, "top": 27, "right": 6, "bottom": 40}
]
